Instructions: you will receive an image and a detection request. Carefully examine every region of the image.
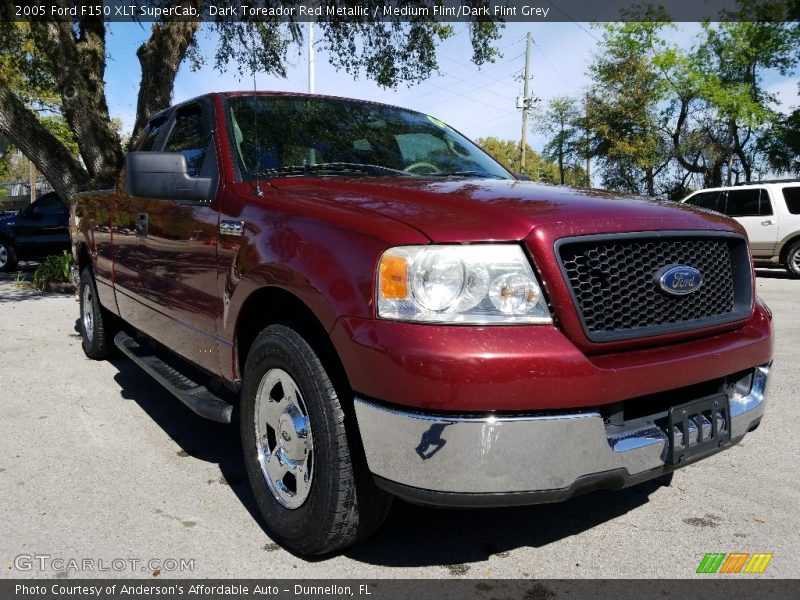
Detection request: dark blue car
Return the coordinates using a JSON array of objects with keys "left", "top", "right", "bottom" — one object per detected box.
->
[{"left": 0, "top": 192, "right": 70, "bottom": 272}]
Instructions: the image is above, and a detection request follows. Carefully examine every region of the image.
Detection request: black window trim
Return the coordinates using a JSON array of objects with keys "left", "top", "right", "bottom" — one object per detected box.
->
[{"left": 722, "top": 187, "right": 772, "bottom": 218}]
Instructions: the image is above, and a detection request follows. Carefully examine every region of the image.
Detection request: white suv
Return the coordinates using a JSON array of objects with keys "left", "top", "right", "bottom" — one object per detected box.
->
[{"left": 683, "top": 180, "right": 800, "bottom": 278}]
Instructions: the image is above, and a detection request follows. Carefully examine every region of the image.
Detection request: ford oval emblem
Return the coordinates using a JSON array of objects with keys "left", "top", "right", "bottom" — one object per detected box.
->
[{"left": 656, "top": 265, "right": 703, "bottom": 296}]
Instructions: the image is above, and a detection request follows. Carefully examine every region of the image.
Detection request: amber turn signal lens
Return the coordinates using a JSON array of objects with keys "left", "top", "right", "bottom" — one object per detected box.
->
[{"left": 379, "top": 255, "right": 408, "bottom": 299}]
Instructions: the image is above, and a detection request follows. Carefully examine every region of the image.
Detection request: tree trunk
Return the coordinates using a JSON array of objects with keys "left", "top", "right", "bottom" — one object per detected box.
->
[
  {"left": 0, "top": 81, "right": 89, "bottom": 201},
  {"left": 645, "top": 166, "right": 655, "bottom": 197},
  {"left": 29, "top": 19, "right": 123, "bottom": 188},
  {"left": 132, "top": 14, "right": 200, "bottom": 144}
]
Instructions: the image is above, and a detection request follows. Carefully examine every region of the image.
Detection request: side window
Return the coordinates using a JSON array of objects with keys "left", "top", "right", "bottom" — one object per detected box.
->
[
  {"left": 163, "top": 105, "right": 208, "bottom": 177},
  {"left": 724, "top": 189, "right": 764, "bottom": 217},
  {"left": 33, "top": 193, "right": 67, "bottom": 216},
  {"left": 783, "top": 186, "right": 800, "bottom": 214},
  {"left": 138, "top": 116, "right": 167, "bottom": 151},
  {"left": 28, "top": 192, "right": 69, "bottom": 217},
  {"left": 686, "top": 191, "right": 721, "bottom": 212},
  {"left": 758, "top": 188, "right": 773, "bottom": 216}
]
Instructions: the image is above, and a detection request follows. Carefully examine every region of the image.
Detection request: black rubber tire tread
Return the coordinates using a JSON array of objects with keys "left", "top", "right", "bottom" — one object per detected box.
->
[
  {"left": 240, "top": 324, "right": 391, "bottom": 556},
  {"left": 0, "top": 241, "right": 18, "bottom": 272},
  {"left": 784, "top": 241, "right": 800, "bottom": 279},
  {"left": 79, "top": 267, "right": 112, "bottom": 359}
]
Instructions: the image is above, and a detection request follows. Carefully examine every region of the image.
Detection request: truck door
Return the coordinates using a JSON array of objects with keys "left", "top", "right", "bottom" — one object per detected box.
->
[{"left": 134, "top": 101, "right": 222, "bottom": 374}]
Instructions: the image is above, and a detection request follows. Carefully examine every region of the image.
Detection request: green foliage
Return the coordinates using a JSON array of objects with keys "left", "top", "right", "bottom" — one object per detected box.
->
[
  {"left": 0, "top": 23, "right": 59, "bottom": 110},
  {"left": 584, "top": 21, "right": 671, "bottom": 196},
  {"left": 13, "top": 271, "right": 30, "bottom": 289},
  {"left": 534, "top": 96, "right": 585, "bottom": 185},
  {"left": 758, "top": 107, "right": 800, "bottom": 174},
  {"left": 189, "top": 12, "right": 501, "bottom": 89},
  {"left": 0, "top": 23, "right": 79, "bottom": 170},
  {"left": 32, "top": 251, "right": 73, "bottom": 292},
  {"left": 584, "top": 5, "right": 800, "bottom": 194},
  {"left": 476, "top": 136, "right": 587, "bottom": 186}
]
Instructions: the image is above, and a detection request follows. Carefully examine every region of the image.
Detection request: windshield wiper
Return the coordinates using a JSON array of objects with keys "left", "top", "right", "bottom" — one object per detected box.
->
[
  {"left": 437, "top": 170, "right": 507, "bottom": 179},
  {"left": 256, "top": 162, "right": 411, "bottom": 179}
]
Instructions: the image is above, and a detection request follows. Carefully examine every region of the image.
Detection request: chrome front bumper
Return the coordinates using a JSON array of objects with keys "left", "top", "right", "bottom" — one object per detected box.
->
[{"left": 354, "top": 363, "right": 770, "bottom": 506}]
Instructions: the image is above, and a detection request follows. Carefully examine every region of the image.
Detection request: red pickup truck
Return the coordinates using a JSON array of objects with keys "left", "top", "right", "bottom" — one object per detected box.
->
[{"left": 71, "top": 92, "right": 773, "bottom": 556}]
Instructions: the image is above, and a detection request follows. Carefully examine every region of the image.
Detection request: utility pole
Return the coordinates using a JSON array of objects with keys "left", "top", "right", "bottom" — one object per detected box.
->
[
  {"left": 518, "top": 32, "right": 532, "bottom": 172},
  {"left": 584, "top": 93, "right": 591, "bottom": 187},
  {"left": 307, "top": 21, "right": 315, "bottom": 94}
]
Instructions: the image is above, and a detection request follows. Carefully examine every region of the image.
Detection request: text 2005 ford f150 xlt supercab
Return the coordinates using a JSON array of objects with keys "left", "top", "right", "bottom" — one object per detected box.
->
[{"left": 71, "top": 92, "right": 773, "bottom": 556}]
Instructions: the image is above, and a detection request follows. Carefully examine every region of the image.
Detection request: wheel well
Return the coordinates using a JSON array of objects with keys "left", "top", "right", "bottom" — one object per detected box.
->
[
  {"left": 235, "top": 287, "right": 351, "bottom": 396},
  {"left": 779, "top": 235, "right": 800, "bottom": 264},
  {"left": 76, "top": 243, "right": 91, "bottom": 274}
]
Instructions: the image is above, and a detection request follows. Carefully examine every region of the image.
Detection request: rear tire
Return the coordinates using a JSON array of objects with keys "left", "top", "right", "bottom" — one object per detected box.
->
[
  {"left": 0, "top": 241, "right": 18, "bottom": 272},
  {"left": 240, "top": 324, "right": 392, "bottom": 556},
  {"left": 784, "top": 241, "right": 800, "bottom": 279},
  {"left": 79, "top": 267, "right": 113, "bottom": 359}
]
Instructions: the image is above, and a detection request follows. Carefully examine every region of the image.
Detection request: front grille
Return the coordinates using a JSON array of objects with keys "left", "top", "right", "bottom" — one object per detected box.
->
[{"left": 556, "top": 232, "right": 752, "bottom": 342}]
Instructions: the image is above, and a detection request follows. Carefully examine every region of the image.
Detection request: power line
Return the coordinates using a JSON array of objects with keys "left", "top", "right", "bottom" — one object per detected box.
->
[
  {"left": 531, "top": 39, "right": 574, "bottom": 91},
  {"left": 411, "top": 77, "right": 517, "bottom": 117},
  {"left": 543, "top": 1, "right": 600, "bottom": 43}
]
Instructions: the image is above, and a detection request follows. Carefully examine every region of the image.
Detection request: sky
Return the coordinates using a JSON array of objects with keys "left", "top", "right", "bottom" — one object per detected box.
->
[{"left": 103, "top": 21, "right": 799, "bottom": 156}]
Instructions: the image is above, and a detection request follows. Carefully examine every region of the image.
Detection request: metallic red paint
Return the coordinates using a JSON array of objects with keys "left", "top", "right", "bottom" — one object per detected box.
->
[{"left": 71, "top": 91, "right": 773, "bottom": 416}]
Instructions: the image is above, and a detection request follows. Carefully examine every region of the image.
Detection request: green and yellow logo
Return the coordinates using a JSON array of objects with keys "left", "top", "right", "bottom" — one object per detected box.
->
[{"left": 696, "top": 552, "right": 773, "bottom": 574}]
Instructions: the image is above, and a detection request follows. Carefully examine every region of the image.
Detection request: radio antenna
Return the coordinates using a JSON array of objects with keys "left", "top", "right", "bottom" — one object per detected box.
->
[{"left": 251, "top": 48, "right": 264, "bottom": 196}]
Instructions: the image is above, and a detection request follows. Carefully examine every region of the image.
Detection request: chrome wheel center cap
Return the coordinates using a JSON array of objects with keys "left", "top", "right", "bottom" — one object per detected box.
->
[{"left": 278, "top": 407, "right": 308, "bottom": 462}]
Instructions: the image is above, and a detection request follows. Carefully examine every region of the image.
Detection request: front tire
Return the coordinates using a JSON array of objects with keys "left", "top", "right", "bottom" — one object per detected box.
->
[
  {"left": 0, "top": 241, "right": 18, "bottom": 272},
  {"left": 240, "top": 325, "right": 391, "bottom": 556},
  {"left": 79, "top": 267, "right": 113, "bottom": 359},
  {"left": 785, "top": 241, "right": 800, "bottom": 279}
]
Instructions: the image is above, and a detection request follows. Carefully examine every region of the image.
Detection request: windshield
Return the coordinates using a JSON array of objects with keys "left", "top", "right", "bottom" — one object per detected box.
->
[{"left": 226, "top": 95, "right": 513, "bottom": 180}]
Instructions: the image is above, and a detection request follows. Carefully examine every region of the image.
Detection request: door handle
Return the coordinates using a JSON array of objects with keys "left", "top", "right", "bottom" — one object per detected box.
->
[
  {"left": 135, "top": 212, "right": 149, "bottom": 237},
  {"left": 761, "top": 220, "right": 773, "bottom": 226}
]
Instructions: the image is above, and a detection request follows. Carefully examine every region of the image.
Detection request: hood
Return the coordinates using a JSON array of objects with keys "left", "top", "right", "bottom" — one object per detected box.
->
[{"left": 270, "top": 177, "right": 740, "bottom": 243}]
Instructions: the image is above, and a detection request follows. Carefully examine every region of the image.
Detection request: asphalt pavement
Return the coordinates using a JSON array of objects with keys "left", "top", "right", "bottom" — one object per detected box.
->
[{"left": 1, "top": 266, "right": 798, "bottom": 579}]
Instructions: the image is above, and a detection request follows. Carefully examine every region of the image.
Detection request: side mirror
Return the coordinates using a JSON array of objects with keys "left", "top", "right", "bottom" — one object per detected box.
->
[
  {"left": 125, "top": 152, "right": 214, "bottom": 201},
  {"left": 514, "top": 172, "right": 531, "bottom": 181}
]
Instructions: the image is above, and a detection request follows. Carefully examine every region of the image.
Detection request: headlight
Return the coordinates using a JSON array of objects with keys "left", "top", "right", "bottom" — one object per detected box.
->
[{"left": 377, "top": 245, "right": 552, "bottom": 324}]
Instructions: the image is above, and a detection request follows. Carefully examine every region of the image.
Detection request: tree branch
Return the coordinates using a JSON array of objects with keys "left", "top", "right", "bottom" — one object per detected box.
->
[
  {"left": 132, "top": 4, "right": 201, "bottom": 144},
  {"left": 29, "top": 19, "right": 122, "bottom": 186},
  {"left": 0, "top": 78, "right": 88, "bottom": 200}
]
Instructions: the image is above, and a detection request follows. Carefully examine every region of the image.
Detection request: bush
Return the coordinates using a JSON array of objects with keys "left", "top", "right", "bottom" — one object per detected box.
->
[{"left": 33, "top": 251, "right": 73, "bottom": 291}]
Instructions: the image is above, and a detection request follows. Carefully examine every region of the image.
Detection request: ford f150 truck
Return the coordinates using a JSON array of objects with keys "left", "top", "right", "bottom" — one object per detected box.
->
[{"left": 71, "top": 92, "right": 773, "bottom": 556}]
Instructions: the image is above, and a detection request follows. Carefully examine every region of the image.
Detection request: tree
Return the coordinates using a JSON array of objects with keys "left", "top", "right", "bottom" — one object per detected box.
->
[
  {"left": 584, "top": 20, "right": 668, "bottom": 196},
  {"left": 585, "top": 3, "right": 799, "bottom": 194},
  {"left": 534, "top": 96, "right": 584, "bottom": 185},
  {"left": 476, "top": 136, "right": 586, "bottom": 185},
  {"left": 0, "top": 2, "right": 502, "bottom": 201},
  {"left": 758, "top": 106, "right": 800, "bottom": 175}
]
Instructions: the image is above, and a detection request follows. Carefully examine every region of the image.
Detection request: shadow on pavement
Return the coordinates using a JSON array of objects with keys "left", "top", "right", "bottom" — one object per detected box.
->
[
  {"left": 755, "top": 268, "right": 796, "bottom": 280},
  {"left": 107, "top": 353, "right": 662, "bottom": 566},
  {"left": 109, "top": 357, "right": 269, "bottom": 535},
  {"left": 344, "top": 480, "right": 663, "bottom": 568}
]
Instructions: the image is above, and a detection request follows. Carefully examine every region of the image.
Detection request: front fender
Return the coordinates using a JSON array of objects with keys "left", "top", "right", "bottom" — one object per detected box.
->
[{"left": 221, "top": 218, "right": 402, "bottom": 341}]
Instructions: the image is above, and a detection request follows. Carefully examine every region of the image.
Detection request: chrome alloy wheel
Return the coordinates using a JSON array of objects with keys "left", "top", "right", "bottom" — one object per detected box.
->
[
  {"left": 0, "top": 244, "right": 7, "bottom": 268},
  {"left": 792, "top": 248, "right": 800, "bottom": 271},
  {"left": 254, "top": 368, "right": 314, "bottom": 509},
  {"left": 82, "top": 284, "right": 95, "bottom": 343}
]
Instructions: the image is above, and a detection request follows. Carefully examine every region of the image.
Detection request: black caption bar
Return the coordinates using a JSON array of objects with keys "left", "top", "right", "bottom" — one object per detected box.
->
[
  {"left": 4, "top": 0, "right": 798, "bottom": 23},
  {"left": 3, "top": 579, "right": 800, "bottom": 600}
]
